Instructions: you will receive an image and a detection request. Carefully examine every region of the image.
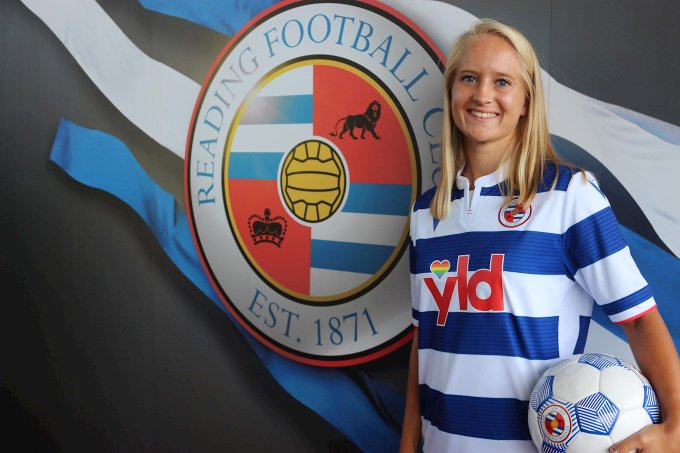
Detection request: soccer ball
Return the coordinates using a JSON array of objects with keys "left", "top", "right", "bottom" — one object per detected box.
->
[
  {"left": 280, "top": 139, "right": 346, "bottom": 223},
  {"left": 528, "top": 353, "right": 660, "bottom": 452}
]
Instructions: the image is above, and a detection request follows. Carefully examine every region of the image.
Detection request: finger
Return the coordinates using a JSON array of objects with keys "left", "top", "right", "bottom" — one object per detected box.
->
[{"left": 610, "top": 433, "right": 642, "bottom": 453}]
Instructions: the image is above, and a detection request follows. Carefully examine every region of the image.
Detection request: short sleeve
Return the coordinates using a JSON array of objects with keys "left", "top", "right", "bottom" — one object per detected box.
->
[{"left": 561, "top": 172, "right": 656, "bottom": 324}]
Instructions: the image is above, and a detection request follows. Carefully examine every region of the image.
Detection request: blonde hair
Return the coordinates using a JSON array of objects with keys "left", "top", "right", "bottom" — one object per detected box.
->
[{"left": 431, "top": 19, "right": 563, "bottom": 219}]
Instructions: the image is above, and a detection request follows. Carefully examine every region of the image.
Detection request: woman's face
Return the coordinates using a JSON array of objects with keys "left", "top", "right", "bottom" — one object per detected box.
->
[{"left": 450, "top": 35, "right": 528, "bottom": 153}]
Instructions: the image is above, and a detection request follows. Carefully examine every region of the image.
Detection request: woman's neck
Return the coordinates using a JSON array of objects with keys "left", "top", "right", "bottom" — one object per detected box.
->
[{"left": 462, "top": 147, "right": 505, "bottom": 188}]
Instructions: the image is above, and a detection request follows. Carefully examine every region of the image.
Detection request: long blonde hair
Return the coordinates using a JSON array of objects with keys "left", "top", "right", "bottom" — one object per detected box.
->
[{"left": 431, "top": 19, "right": 562, "bottom": 219}]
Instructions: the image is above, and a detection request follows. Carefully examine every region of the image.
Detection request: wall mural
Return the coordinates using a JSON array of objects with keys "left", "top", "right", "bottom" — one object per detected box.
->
[{"left": 5, "top": 0, "right": 680, "bottom": 451}]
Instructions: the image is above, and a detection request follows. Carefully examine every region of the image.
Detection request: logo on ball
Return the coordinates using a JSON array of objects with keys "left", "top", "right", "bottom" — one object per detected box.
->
[
  {"left": 540, "top": 404, "right": 572, "bottom": 443},
  {"left": 185, "top": 0, "right": 444, "bottom": 365},
  {"left": 280, "top": 139, "right": 346, "bottom": 223},
  {"left": 529, "top": 353, "right": 661, "bottom": 451}
]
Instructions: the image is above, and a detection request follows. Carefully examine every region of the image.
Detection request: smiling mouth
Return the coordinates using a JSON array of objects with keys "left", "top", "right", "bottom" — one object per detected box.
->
[{"left": 469, "top": 110, "right": 498, "bottom": 119}]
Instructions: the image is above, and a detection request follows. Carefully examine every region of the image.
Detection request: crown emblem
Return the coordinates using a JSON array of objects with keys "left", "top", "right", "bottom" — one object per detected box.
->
[{"left": 248, "top": 208, "right": 287, "bottom": 247}]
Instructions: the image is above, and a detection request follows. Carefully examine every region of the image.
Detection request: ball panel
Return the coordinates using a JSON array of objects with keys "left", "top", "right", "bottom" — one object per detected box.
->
[
  {"left": 643, "top": 385, "right": 660, "bottom": 423},
  {"left": 293, "top": 143, "right": 308, "bottom": 160},
  {"left": 549, "top": 356, "right": 580, "bottom": 376},
  {"left": 292, "top": 201, "right": 306, "bottom": 218},
  {"left": 600, "top": 366, "right": 645, "bottom": 409},
  {"left": 318, "top": 204, "right": 331, "bottom": 220},
  {"left": 564, "top": 432, "right": 612, "bottom": 452},
  {"left": 618, "top": 359, "right": 651, "bottom": 386},
  {"left": 285, "top": 188, "right": 339, "bottom": 205},
  {"left": 287, "top": 173, "right": 340, "bottom": 191},
  {"left": 540, "top": 441, "right": 567, "bottom": 453},
  {"left": 575, "top": 392, "right": 619, "bottom": 435},
  {"left": 281, "top": 172, "right": 291, "bottom": 205},
  {"left": 306, "top": 140, "right": 320, "bottom": 159},
  {"left": 531, "top": 375, "right": 554, "bottom": 412},
  {"left": 318, "top": 144, "right": 332, "bottom": 161},
  {"left": 528, "top": 406, "right": 543, "bottom": 449},
  {"left": 552, "top": 363, "right": 600, "bottom": 403},
  {"left": 286, "top": 160, "right": 341, "bottom": 176},
  {"left": 609, "top": 407, "right": 653, "bottom": 444},
  {"left": 578, "top": 352, "right": 619, "bottom": 371},
  {"left": 306, "top": 204, "right": 319, "bottom": 221},
  {"left": 337, "top": 170, "right": 346, "bottom": 202}
]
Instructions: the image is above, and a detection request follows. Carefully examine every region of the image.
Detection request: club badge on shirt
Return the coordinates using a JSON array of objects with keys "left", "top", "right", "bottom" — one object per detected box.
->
[{"left": 499, "top": 197, "right": 532, "bottom": 228}]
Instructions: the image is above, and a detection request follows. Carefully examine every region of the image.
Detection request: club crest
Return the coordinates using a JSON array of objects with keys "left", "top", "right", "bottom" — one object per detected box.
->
[
  {"left": 185, "top": 0, "right": 444, "bottom": 365},
  {"left": 499, "top": 197, "right": 532, "bottom": 228},
  {"left": 540, "top": 403, "right": 574, "bottom": 445}
]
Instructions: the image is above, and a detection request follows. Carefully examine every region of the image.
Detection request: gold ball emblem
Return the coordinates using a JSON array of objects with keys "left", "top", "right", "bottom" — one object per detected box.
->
[{"left": 280, "top": 140, "right": 346, "bottom": 223}]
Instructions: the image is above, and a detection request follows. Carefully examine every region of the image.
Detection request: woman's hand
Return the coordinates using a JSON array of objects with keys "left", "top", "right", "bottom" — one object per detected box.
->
[
  {"left": 616, "top": 310, "right": 680, "bottom": 453},
  {"left": 610, "top": 419, "right": 680, "bottom": 452}
]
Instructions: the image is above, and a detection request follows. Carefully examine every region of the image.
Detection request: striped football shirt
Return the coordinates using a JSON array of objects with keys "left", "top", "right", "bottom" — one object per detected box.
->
[{"left": 409, "top": 164, "right": 655, "bottom": 452}]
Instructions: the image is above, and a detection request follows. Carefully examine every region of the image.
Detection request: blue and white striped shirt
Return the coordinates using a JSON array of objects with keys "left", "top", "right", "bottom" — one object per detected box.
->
[{"left": 410, "top": 164, "right": 655, "bottom": 452}]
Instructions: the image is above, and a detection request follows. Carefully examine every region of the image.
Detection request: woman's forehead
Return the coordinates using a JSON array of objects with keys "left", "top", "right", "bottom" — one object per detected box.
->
[{"left": 456, "top": 36, "right": 522, "bottom": 76}]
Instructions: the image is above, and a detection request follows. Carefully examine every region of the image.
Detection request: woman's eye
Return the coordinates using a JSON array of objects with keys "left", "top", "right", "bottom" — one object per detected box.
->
[
  {"left": 461, "top": 75, "right": 476, "bottom": 83},
  {"left": 496, "top": 79, "right": 510, "bottom": 87}
]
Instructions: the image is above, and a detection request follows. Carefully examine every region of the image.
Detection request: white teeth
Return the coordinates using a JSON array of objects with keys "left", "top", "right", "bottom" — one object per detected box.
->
[{"left": 471, "top": 111, "right": 497, "bottom": 118}]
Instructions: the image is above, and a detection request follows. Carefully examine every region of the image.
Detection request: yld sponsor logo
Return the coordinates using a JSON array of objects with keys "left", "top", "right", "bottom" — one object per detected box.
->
[{"left": 424, "top": 254, "right": 505, "bottom": 325}]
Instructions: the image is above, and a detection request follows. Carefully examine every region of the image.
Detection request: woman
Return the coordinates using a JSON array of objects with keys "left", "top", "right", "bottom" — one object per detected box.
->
[{"left": 400, "top": 19, "right": 680, "bottom": 453}]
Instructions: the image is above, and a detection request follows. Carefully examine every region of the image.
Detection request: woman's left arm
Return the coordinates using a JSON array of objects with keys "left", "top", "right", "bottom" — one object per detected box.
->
[{"left": 610, "top": 309, "right": 680, "bottom": 453}]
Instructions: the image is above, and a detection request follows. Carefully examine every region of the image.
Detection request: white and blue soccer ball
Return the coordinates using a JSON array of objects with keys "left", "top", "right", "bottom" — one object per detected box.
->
[{"left": 528, "top": 353, "right": 660, "bottom": 452}]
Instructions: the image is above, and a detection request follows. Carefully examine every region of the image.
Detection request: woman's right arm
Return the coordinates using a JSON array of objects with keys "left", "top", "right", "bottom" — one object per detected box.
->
[{"left": 400, "top": 332, "right": 421, "bottom": 453}]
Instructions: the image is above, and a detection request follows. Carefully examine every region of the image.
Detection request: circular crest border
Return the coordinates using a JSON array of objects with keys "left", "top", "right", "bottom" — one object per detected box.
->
[{"left": 185, "top": 0, "right": 445, "bottom": 366}]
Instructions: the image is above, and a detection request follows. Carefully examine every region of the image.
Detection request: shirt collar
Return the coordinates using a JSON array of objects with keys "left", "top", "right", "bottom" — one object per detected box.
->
[{"left": 455, "top": 163, "right": 507, "bottom": 189}]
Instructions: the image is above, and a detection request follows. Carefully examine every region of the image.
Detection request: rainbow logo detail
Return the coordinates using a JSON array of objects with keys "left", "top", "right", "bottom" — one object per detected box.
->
[{"left": 429, "top": 260, "right": 450, "bottom": 279}]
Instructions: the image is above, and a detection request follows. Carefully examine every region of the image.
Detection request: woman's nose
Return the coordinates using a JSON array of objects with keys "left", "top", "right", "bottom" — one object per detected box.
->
[{"left": 473, "top": 81, "right": 493, "bottom": 104}]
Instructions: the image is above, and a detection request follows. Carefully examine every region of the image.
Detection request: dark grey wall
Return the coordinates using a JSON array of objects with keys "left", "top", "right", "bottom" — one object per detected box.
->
[
  {"left": 2, "top": 0, "right": 678, "bottom": 451},
  {"left": 448, "top": 0, "right": 680, "bottom": 126},
  {"left": 1, "top": 1, "right": 353, "bottom": 451}
]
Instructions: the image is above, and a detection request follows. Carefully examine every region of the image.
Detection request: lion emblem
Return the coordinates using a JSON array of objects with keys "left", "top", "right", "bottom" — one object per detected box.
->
[{"left": 329, "top": 100, "right": 382, "bottom": 140}]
